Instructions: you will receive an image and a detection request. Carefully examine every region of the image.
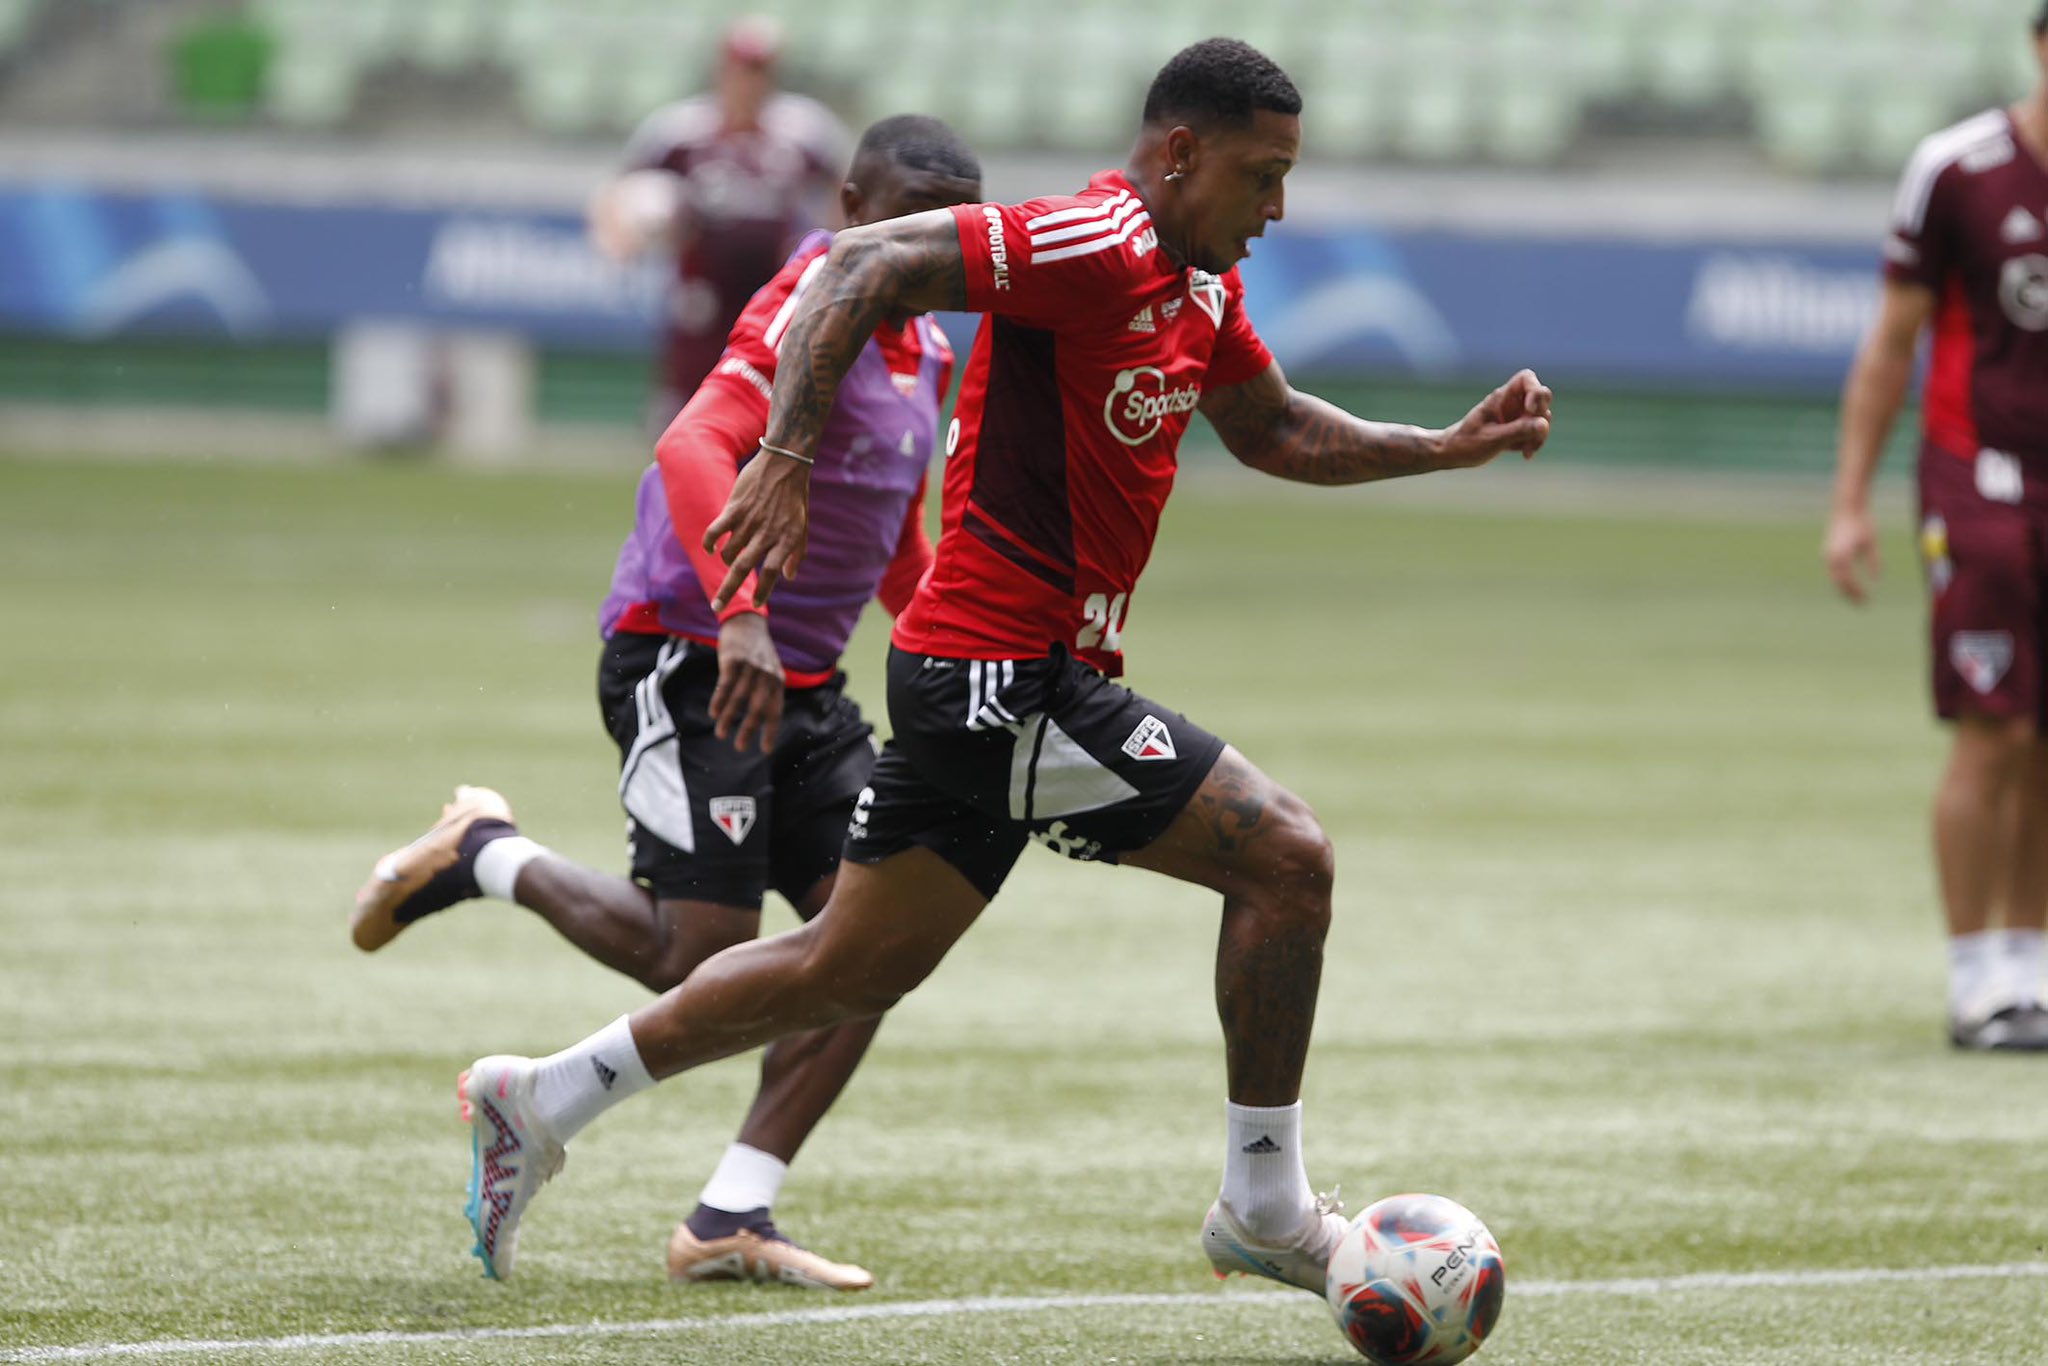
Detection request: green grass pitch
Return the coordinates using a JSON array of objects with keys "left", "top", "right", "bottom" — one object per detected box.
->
[{"left": 2, "top": 453, "right": 2044, "bottom": 1364}]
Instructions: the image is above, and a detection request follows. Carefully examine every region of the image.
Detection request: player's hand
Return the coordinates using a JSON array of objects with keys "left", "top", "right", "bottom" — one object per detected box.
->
[
  {"left": 710, "top": 611, "right": 785, "bottom": 753},
  {"left": 1439, "top": 370, "right": 1553, "bottom": 469},
  {"left": 703, "top": 447, "right": 812, "bottom": 611},
  {"left": 1824, "top": 505, "right": 1881, "bottom": 604}
]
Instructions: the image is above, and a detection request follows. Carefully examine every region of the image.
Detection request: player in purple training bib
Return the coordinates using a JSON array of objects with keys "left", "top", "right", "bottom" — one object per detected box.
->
[
  {"left": 351, "top": 116, "right": 982, "bottom": 1284},
  {"left": 1826, "top": 6, "right": 2048, "bottom": 1051}
]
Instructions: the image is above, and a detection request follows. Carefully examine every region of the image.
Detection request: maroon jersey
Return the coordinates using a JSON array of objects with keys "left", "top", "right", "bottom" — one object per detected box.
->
[
  {"left": 1884, "top": 109, "right": 2048, "bottom": 464},
  {"left": 624, "top": 93, "right": 847, "bottom": 399},
  {"left": 891, "top": 171, "right": 1273, "bottom": 676}
]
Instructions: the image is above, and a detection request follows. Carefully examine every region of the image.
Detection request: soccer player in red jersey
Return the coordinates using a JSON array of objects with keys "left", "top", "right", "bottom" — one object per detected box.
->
[
  {"left": 456, "top": 40, "right": 1553, "bottom": 1288},
  {"left": 358, "top": 118, "right": 981, "bottom": 1286},
  {"left": 588, "top": 16, "right": 847, "bottom": 431},
  {"left": 1826, "top": 6, "right": 2048, "bottom": 1053}
]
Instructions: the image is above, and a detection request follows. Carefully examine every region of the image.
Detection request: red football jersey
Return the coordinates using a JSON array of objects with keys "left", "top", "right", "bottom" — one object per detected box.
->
[
  {"left": 1884, "top": 109, "right": 2048, "bottom": 463},
  {"left": 891, "top": 171, "right": 1274, "bottom": 676}
]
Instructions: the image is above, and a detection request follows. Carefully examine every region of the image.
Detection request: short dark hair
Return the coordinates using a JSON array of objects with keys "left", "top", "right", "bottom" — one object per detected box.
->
[
  {"left": 852, "top": 114, "right": 980, "bottom": 183},
  {"left": 2036, "top": 1, "right": 2047, "bottom": 36},
  {"left": 1142, "top": 37, "right": 1302, "bottom": 129}
]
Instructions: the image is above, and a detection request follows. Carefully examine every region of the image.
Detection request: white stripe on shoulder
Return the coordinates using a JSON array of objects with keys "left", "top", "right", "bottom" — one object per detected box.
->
[
  {"left": 763, "top": 255, "right": 830, "bottom": 352},
  {"left": 1030, "top": 197, "right": 1146, "bottom": 247},
  {"left": 1891, "top": 109, "right": 2011, "bottom": 235},
  {"left": 1032, "top": 210, "right": 1153, "bottom": 265},
  {"left": 1024, "top": 192, "right": 1131, "bottom": 233}
]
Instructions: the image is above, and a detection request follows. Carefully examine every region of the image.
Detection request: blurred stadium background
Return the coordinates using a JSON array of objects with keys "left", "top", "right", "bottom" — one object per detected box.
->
[{"left": 3, "top": 0, "right": 2038, "bottom": 471}]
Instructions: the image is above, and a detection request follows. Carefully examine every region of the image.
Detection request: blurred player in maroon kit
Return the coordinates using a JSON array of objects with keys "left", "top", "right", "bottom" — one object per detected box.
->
[
  {"left": 455, "top": 39, "right": 1552, "bottom": 1288},
  {"left": 1826, "top": 5, "right": 2048, "bottom": 1051},
  {"left": 589, "top": 16, "right": 847, "bottom": 431}
]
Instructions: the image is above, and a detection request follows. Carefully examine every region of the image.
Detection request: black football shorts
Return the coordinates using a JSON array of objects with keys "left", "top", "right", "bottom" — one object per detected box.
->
[
  {"left": 844, "top": 645, "right": 1227, "bottom": 899},
  {"left": 598, "top": 632, "right": 876, "bottom": 911}
]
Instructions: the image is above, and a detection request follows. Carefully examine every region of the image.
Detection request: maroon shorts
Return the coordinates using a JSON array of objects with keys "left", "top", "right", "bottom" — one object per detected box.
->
[{"left": 1917, "top": 442, "right": 2048, "bottom": 722}]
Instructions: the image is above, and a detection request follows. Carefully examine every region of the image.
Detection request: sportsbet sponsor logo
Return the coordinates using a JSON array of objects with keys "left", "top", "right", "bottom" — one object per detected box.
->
[
  {"left": 983, "top": 206, "right": 1011, "bottom": 291},
  {"left": 1104, "top": 366, "right": 1200, "bottom": 445}
]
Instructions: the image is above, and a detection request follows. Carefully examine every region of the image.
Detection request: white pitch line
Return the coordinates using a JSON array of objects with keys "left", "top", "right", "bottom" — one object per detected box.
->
[{"left": 5, "top": 1263, "right": 2044, "bottom": 1362}]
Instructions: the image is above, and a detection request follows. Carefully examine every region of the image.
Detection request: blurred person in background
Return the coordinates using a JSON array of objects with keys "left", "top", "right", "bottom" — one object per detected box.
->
[
  {"left": 356, "top": 116, "right": 983, "bottom": 1286},
  {"left": 1825, "top": 4, "right": 2048, "bottom": 1051},
  {"left": 589, "top": 15, "right": 848, "bottom": 433}
]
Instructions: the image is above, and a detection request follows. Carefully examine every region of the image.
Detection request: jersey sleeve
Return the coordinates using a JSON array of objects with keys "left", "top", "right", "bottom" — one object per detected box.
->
[
  {"left": 655, "top": 384, "right": 770, "bottom": 621},
  {"left": 1883, "top": 146, "right": 1959, "bottom": 290},
  {"left": 950, "top": 196, "right": 1144, "bottom": 325},
  {"left": 1205, "top": 268, "right": 1274, "bottom": 389}
]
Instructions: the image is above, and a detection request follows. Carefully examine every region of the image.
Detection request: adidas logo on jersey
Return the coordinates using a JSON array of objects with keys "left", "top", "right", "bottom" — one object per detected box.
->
[
  {"left": 2001, "top": 206, "right": 2044, "bottom": 244},
  {"left": 1127, "top": 304, "right": 1157, "bottom": 333}
]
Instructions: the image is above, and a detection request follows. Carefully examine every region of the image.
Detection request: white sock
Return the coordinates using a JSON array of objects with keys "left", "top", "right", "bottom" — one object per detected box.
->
[
  {"left": 698, "top": 1142, "right": 789, "bottom": 1214},
  {"left": 2000, "top": 928, "right": 2044, "bottom": 1008},
  {"left": 475, "top": 836, "right": 549, "bottom": 902},
  {"left": 528, "top": 1014, "right": 655, "bottom": 1143},
  {"left": 1949, "top": 930, "right": 2003, "bottom": 1020},
  {"left": 1222, "top": 1100, "right": 1315, "bottom": 1243}
]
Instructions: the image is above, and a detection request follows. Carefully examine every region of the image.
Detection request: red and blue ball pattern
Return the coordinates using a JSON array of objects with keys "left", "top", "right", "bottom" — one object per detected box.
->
[{"left": 1325, "top": 1194, "right": 1505, "bottom": 1366}]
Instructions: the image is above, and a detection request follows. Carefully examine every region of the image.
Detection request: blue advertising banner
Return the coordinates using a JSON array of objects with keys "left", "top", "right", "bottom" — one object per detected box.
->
[{"left": 0, "top": 181, "right": 1881, "bottom": 392}]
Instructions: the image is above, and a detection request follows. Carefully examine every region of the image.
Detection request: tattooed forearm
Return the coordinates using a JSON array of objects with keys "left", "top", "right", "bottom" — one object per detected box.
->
[
  {"left": 762, "top": 217, "right": 968, "bottom": 459},
  {"left": 1204, "top": 374, "right": 1444, "bottom": 485}
]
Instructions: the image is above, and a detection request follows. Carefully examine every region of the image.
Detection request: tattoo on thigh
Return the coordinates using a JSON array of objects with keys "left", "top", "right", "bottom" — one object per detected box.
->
[{"left": 1196, "top": 759, "right": 1268, "bottom": 853}]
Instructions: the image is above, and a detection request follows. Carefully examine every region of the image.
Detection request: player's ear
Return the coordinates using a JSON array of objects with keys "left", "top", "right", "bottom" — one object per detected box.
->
[
  {"left": 1163, "top": 125, "right": 1199, "bottom": 180},
  {"left": 839, "top": 180, "right": 864, "bottom": 227}
]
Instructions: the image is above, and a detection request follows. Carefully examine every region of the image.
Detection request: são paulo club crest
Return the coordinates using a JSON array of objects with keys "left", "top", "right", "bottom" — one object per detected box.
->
[
  {"left": 1121, "top": 715, "right": 1177, "bottom": 762},
  {"left": 1950, "top": 632, "right": 2014, "bottom": 695},
  {"left": 709, "top": 795, "right": 757, "bottom": 845}
]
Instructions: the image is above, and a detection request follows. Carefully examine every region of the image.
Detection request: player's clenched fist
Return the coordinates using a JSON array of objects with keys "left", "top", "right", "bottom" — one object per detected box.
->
[{"left": 1441, "top": 370, "right": 1553, "bottom": 468}]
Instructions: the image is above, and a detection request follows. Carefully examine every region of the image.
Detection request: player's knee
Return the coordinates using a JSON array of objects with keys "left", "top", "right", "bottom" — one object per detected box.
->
[
  {"left": 1253, "top": 788, "right": 1335, "bottom": 914},
  {"left": 788, "top": 918, "right": 921, "bottom": 1019},
  {"left": 1955, "top": 714, "right": 2040, "bottom": 780},
  {"left": 644, "top": 904, "right": 754, "bottom": 993}
]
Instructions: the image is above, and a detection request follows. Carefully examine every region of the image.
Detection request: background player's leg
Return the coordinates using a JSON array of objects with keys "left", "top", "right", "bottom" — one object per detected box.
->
[
  {"left": 623, "top": 848, "right": 986, "bottom": 1081},
  {"left": 511, "top": 858, "right": 760, "bottom": 993},
  {"left": 731, "top": 873, "right": 884, "bottom": 1164},
  {"left": 1999, "top": 738, "right": 2048, "bottom": 1008},
  {"left": 671, "top": 871, "right": 887, "bottom": 1290},
  {"left": 1934, "top": 715, "right": 2035, "bottom": 1024}
]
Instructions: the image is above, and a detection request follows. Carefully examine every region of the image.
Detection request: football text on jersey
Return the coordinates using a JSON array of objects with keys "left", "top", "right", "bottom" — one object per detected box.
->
[{"left": 982, "top": 206, "right": 1012, "bottom": 291}]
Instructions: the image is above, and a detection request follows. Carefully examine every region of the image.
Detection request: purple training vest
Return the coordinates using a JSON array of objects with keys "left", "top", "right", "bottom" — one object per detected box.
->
[{"left": 598, "top": 232, "right": 947, "bottom": 676}]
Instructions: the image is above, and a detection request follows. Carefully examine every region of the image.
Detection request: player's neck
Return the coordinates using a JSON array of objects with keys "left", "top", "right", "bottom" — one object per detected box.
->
[
  {"left": 1121, "top": 152, "right": 1191, "bottom": 271},
  {"left": 2014, "top": 91, "right": 2048, "bottom": 167}
]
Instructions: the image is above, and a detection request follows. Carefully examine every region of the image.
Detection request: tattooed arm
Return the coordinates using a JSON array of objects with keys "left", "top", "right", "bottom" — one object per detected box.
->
[
  {"left": 702, "top": 210, "right": 968, "bottom": 610},
  {"left": 1199, "top": 361, "right": 1553, "bottom": 485}
]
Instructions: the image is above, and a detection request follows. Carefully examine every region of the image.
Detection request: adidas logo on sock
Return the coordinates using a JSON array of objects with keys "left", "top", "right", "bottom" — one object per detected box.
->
[
  {"left": 1241, "top": 1134, "right": 1281, "bottom": 1155},
  {"left": 592, "top": 1057, "right": 619, "bottom": 1091}
]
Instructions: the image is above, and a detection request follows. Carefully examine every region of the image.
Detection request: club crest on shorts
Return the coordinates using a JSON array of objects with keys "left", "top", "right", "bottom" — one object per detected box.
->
[
  {"left": 1121, "top": 714, "right": 1177, "bottom": 762},
  {"left": 709, "top": 796, "right": 757, "bottom": 845},
  {"left": 1951, "top": 631, "right": 2014, "bottom": 695}
]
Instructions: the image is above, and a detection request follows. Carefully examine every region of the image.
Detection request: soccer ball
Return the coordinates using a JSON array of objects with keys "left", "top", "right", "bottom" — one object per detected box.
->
[{"left": 1324, "top": 1193, "right": 1505, "bottom": 1365}]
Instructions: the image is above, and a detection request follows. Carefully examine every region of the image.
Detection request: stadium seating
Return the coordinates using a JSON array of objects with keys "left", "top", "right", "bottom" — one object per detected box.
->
[{"left": 158, "top": 0, "right": 2048, "bottom": 173}]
